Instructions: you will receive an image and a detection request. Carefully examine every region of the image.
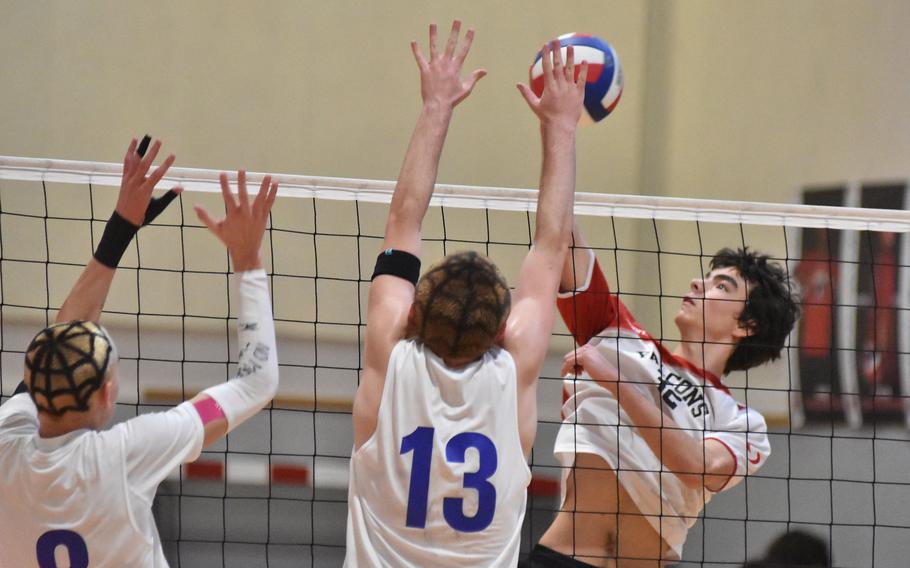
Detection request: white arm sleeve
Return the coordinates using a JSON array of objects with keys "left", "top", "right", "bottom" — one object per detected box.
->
[{"left": 203, "top": 269, "right": 279, "bottom": 431}]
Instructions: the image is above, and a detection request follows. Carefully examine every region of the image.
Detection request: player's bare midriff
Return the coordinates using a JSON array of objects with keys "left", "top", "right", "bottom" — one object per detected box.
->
[{"left": 538, "top": 452, "right": 675, "bottom": 568}]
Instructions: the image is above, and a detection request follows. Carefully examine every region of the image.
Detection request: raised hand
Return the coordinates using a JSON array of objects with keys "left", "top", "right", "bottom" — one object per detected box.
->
[
  {"left": 518, "top": 41, "right": 588, "bottom": 129},
  {"left": 115, "top": 138, "right": 182, "bottom": 227},
  {"left": 194, "top": 171, "right": 278, "bottom": 272},
  {"left": 411, "top": 20, "right": 487, "bottom": 109}
]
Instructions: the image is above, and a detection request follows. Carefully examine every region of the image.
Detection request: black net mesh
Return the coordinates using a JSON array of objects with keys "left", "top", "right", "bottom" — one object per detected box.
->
[{"left": 0, "top": 165, "right": 909, "bottom": 567}]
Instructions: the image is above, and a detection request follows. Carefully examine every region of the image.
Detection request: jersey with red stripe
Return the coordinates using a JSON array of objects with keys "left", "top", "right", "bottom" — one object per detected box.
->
[{"left": 554, "top": 251, "right": 770, "bottom": 557}]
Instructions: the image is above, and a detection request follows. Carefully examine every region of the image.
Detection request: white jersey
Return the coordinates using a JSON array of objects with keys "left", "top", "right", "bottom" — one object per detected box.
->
[
  {"left": 555, "top": 255, "right": 771, "bottom": 557},
  {"left": 0, "top": 269, "right": 277, "bottom": 568},
  {"left": 0, "top": 395, "right": 203, "bottom": 568},
  {"left": 345, "top": 339, "right": 531, "bottom": 568}
]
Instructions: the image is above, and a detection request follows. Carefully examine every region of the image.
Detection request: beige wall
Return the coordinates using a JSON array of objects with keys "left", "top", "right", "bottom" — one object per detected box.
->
[
  {"left": 0, "top": 1, "right": 647, "bottom": 193},
  {"left": 0, "top": 0, "right": 649, "bottom": 349},
  {"left": 644, "top": 0, "right": 910, "bottom": 202}
]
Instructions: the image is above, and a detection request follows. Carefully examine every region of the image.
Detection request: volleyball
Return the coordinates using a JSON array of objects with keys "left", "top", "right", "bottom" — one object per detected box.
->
[{"left": 530, "top": 33, "right": 623, "bottom": 124}]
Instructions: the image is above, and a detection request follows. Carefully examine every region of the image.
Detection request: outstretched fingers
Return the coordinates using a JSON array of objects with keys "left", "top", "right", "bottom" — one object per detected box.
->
[
  {"left": 253, "top": 175, "right": 272, "bottom": 213},
  {"left": 143, "top": 153, "right": 176, "bottom": 195},
  {"left": 540, "top": 42, "right": 553, "bottom": 85},
  {"left": 236, "top": 170, "right": 250, "bottom": 211},
  {"left": 551, "top": 39, "right": 564, "bottom": 80},
  {"left": 123, "top": 138, "right": 138, "bottom": 176},
  {"left": 193, "top": 204, "right": 220, "bottom": 236},
  {"left": 428, "top": 23, "right": 439, "bottom": 59},
  {"left": 576, "top": 60, "right": 589, "bottom": 92},
  {"left": 455, "top": 28, "right": 475, "bottom": 65},
  {"left": 258, "top": 180, "right": 279, "bottom": 220},
  {"left": 410, "top": 41, "right": 428, "bottom": 71},
  {"left": 464, "top": 68, "right": 487, "bottom": 93},
  {"left": 517, "top": 82, "right": 540, "bottom": 109},
  {"left": 219, "top": 172, "right": 239, "bottom": 212},
  {"left": 136, "top": 139, "right": 162, "bottom": 179},
  {"left": 267, "top": 181, "right": 279, "bottom": 208},
  {"left": 444, "top": 19, "right": 461, "bottom": 58},
  {"left": 565, "top": 45, "right": 575, "bottom": 82}
]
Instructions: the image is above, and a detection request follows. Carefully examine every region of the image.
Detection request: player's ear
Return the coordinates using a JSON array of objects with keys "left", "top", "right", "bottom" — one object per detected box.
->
[
  {"left": 100, "top": 375, "right": 117, "bottom": 411},
  {"left": 733, "top": 318, "right": 755, "bottom": 340}
]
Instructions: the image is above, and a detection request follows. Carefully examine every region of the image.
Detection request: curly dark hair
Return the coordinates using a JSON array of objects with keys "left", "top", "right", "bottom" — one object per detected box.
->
[
  {"left": 710, "top": 248, "right": 799, "bottom": 374},
  {"left": 412, "top": 251, "right": 511, "bottom": 363}
]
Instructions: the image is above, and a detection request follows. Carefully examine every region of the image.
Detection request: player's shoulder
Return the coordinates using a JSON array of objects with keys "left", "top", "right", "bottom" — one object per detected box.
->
[
  {"left": 736, "top": 401, "right": 768, "bottom": 423},
  {"left": 593, "top": 304, "right": 652, "bottom": 344},
  {"left": 110, "top": 403, "right": 200, "bottom": 439},
  {"left": 715, "top": 395, "right": 768, "bottom": 431},
  {"left": 485, "top": 344, "right": 516, "bottom": 368},
  {"left": 386, "top": 338, "right": 422, "bottom": 372},
  {"left": 0, "top": 394, "right": 39, "bottom": 434}
]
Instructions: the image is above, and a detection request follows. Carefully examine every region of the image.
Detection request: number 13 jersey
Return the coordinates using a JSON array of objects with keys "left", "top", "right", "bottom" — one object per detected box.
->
[{"left": 345, "top": 339, "right": 531, "bottom": 567}]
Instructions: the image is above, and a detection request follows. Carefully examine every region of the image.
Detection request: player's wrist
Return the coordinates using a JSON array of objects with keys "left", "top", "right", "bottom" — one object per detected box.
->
[
  {"left": 114, "top": 204, "right": 144, "bottom": 227},
  {"left": 230, "top": 252, "right": 262, "bottom": 272},
  {"left": 93, "top": 211, "right": 140, "bottom": 268},
  {"left": 540, "top": 117, "right": 578, "bottom": 136},
  {"left": 420, "top": 100, "right": 455, "bottom": 119}
]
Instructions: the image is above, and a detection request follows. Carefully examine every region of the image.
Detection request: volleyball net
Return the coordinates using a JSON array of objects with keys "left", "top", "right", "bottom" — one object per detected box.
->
[{"left": 1, "top": 155, "right": 909, "bottom": 567}]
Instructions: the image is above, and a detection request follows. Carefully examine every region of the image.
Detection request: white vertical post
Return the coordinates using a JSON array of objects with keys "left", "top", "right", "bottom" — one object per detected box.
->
[
  {"left": 838, "top": 182, "right": 863, "bottom": 428},
  {"left": 786, "top": 220, "right": 806, "bottom": 430},
  {"left": 899, "top": 182, "right": 910, "bottom": 429}
]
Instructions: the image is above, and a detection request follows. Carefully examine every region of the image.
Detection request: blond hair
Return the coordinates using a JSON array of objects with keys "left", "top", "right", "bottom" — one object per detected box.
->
[{"left": 25, "top": 321, "right": 115, "bottom": 416}]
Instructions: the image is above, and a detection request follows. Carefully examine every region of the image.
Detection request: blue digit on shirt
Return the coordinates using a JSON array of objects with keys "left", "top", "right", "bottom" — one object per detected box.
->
[
  {"left": 36, "top": 530, "right": 88, "bottom": 568},
  {"left": 401, "top": 427, "right": 498, "bottom": 532}
]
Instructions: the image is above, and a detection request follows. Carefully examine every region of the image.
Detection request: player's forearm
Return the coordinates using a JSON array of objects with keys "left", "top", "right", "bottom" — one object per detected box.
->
[
  {"left": 608, "top": 380, "right": 709, "bottom": 486},
  {"left": 385, "top": 103, "right": 453, "bottom": 253},
  {"left": 55, "top": 259, "right": 116, "bottom": 324},
  {"left": 533, "top": 123, "right": 576, "bottom": 254},
  {"left": 203, "top": 269, "right": 279, "bottom": 430}
]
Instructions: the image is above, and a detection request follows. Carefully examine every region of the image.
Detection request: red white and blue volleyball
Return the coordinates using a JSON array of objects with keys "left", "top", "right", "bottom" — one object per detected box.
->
[{"left": 530, "top": 33, "right": 623, "bottom": 125}]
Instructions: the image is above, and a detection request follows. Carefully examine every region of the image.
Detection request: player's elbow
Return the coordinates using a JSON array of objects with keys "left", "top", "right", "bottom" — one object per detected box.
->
[
  {"left": 701, "top": 450, "right": 739, "bottom": 493},
  {"left": 244, "top": 368, "right": 279, "bottom": 417},
  {"left": 533, "top": 233, "right": 571, "bottom": 261},
  {"left": 673, "top": 455, "right": 716, "bottom": 491},
  {"left": 261, "top": 362, "right": 280, "bottom": 402},
  {"left": 534, "top": 224, "right": 571, "bottom": 252},
  {"left": 242, "top": 358, "right": 279, "bottom": 410}
]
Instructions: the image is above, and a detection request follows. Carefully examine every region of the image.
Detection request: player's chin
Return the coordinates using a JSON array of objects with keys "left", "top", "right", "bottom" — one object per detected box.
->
[
  {"left": 674, "top": 310, "right": 697, "bottom": 329},
  {"left": 673, "top": 311, "right": 684, "bottom": 329}
]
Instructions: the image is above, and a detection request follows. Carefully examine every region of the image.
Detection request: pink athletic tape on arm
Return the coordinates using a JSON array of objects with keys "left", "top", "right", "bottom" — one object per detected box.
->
[{"left": 193, "top": 396, "right": 226, "bottom": 426}]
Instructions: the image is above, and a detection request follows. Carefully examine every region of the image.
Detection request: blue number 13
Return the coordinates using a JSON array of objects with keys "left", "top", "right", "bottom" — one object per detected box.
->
[{"left": 400, "top": 426, "right": 497, "bottom": 532}]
